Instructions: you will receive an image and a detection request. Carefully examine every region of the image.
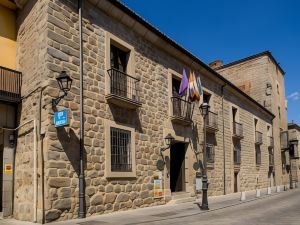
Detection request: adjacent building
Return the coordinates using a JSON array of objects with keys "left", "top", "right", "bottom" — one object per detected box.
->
[
  {"left": 0, "top": 0, "right": 293, "bottom": 223},
  {"left": 211, "top": 52, "right": 290, "bottom": 187},
  {"left": 288, "top": 123, "right": 300, "bottom": 186}
]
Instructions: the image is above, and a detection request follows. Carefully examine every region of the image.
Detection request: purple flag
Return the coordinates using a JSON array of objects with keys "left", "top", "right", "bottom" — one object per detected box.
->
[{"left": 179, "top": 69, "right": 188, "bottom": 96}]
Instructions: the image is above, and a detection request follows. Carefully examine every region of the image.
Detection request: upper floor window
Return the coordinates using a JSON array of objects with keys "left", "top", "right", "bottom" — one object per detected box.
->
[
  {"left": 110, "top": 44, "right": 129, "bottom": 72},
  {"left": 232, "top": 107, "right": 238, "bottom": 122},
  {"left": 278, "top": 106, "right": 281, "bottom": 119},
  {"left": 203, "top": 92, "right": 211, "bottom": 104},
  {"left": 276, "top": 83, "right": 280, "bottom": 95},
  {"left": 172, "top": 77, "right": 181, "bottom": 96}
]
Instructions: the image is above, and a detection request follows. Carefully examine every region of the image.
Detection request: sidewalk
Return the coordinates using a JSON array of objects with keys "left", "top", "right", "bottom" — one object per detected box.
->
[{"left": 0, "top": 186, "right": 291, "bottom": 225}]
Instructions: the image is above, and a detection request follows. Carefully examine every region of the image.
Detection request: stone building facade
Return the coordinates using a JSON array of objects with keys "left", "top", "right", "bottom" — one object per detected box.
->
[
  {"left": 0, "top": 0, "right": 289, "bottom": 223},
  {"left": 212, "top": 52, "right": 290, "bottom": 186},
  {"left": 288, "top": 123, "right": 300, "bottom": 185}
]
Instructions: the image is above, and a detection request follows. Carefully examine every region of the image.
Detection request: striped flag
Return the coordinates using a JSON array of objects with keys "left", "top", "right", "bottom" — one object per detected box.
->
[{"left": 188, "top": 71, "right": 202, "bottom": 102}]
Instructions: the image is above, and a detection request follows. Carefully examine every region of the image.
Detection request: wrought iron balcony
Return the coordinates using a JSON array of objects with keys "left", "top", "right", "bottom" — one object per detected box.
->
[
  {"left": 0, "top": 66, "right": 22, "bottom": 103},
  {"left": 233, "top": 122, "right": 243, "bottom": 139},
  {"left": 234, "top": 147, "right": 241, "bottom": 165},
  {"left": 206, "top": 143, "right": 215, "bottom": 163},
  {"left": 268, "top": 136, "right": 274, "bottom": 148},
  {"left": 255, "top": 131, "right": 263, "bottom": 145},
  {"left": 170, "top": 96, "right": 193, "bottom": 125},
  {"left": 206, "top": 111, "right": 218, "bottom": 132},
  {"left": 280, "top": 131, "right": 289, "bottom": 150},
  {"left": 106, "top": 68, "right": 141, "bottom": 109}
]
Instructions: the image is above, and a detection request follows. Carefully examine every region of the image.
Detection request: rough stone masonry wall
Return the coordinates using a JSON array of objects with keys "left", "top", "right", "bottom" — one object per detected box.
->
[
  {"left": 39, "top": 0, "right": 275, "bottom": 222},
  {"left": 44, "top": 0, "right": 187, "bottom": 221},
  {"left": 14, "top": 0, "right": 50, "bottom": 221}
]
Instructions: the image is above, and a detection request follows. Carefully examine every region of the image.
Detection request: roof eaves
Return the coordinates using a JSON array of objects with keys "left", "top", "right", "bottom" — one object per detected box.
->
[
  {"left": 108, "top": 0, "right": 275, "bottom": 119},
  {"left": 215, "top": 51, "right": 285, "bottom": 75}
]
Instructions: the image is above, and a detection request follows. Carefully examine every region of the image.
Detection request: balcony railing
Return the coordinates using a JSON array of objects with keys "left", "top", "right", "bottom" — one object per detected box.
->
[
  {"left": 268, "top": 136, "right": 274, "bottom": 147},
  {"left": 106, "top": 68, "right": 141, "bottom": 109},
  {"left": 171, "top": 96, "right": 193, "bottom": 124},
  {"left": 255, "top": 131, "right": 263, "bottom": 145},
  {"left": 234, "top": 148, "right": 241, "bottom": 165},
  {"left": 0, "top": 66, "right": 22, "bottom": 102},
  {"left": 206, "top": 144, "right": 215, "bottom": 163},
  {"left": 206, "top": 111, "right": 218, "bottom": 132},
  {"left": 280, "top": 131, "right": 289, "bottom": 150},
  {"left": 233, "top": 122, "right": 243, "bottom": 139}
]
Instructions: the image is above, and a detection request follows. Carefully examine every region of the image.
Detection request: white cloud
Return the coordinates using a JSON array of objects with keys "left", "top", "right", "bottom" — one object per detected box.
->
[{"left": 287, "top": 92, "right": 300, "bottom": 101}]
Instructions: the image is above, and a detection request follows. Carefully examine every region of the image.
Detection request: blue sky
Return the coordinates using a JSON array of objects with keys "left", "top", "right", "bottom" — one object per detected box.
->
[{"left": 121, "top": 0, "right": 300, "bottom": 124}]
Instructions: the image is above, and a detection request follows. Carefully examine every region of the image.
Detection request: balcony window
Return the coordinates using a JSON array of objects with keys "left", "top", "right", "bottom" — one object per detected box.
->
[
  {"left": 0, "top": 66, "right": 22, "bottom": 103},
  {"left": 206, "top": 143, "right": 215, "bottom": 163},
  {"left": 269, "top": 149, "right": 274, "bottom": 167},
  {"left": 255, "top": 131, "right": 263, "bottom": 145},
  {"left": 233, "top": 122, "right": 243, "bottom": 139},
  {"left": 206, "top": 111, "right": 218, "bottom": 132},
  {"left": 234, "top": 146, "right": 241, "bottom": 165},
  {"left": 256, "top": 145, "right": 261, "bottom": 165},
  {"left": 171, "top": 97, "right": 193, "bottom": 123},
  {"left": 268, "top": 136, "right": 274, "bottom": 147},
  {"left": 280, "top": 131, "right": 289, "bottom": 150}
]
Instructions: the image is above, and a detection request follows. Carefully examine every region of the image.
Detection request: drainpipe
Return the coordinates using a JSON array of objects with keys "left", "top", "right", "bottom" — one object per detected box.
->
[
  {"left": 1, "top": 119, "right": 37, "bottom": 222},
  {"left": 78, "top": 0, "right": 86, "bottom": 218},
  {"left": 221, "top": 84, "right": 226, "bottom": 195}
]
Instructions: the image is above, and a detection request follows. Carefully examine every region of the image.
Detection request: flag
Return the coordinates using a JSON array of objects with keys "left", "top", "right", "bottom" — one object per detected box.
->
[
  {"left": 179, "top": 69, "right": 188, "bottom": 96},
  {"left": 196, "top": 73, "right": 203, "bottom": 96},
  {"left": 188, "top": 71, "right": 202, "bottom": 102}
]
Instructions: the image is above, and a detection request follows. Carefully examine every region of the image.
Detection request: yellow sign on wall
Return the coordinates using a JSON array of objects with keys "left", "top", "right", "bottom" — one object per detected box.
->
[
  {"left": 153, "top": 179, "right": 163, "bottom": 198},
  {"left": 4, "top": 164, "right": 12, "bottom": 174}
]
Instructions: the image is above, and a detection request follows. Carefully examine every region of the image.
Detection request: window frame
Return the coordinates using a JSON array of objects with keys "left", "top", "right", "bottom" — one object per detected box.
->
[
  {"left": 105, "top": 120, "right": 136, "bottom": 178},
  {"left": 105, "top": 32, "right": 135, "bottom": 96}
]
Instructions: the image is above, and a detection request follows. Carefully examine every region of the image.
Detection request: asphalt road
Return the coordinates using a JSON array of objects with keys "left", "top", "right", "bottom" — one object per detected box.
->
[{"left": 145, "top": 188, "right": 300, "bottom": 225}]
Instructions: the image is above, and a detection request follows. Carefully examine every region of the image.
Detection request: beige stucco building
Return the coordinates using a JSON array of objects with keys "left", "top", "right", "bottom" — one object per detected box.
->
[{"left": 0, "top": 0, "right": 293, "bottom": 223}]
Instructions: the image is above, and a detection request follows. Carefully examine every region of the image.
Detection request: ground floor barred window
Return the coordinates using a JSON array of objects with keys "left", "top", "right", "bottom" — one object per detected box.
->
[{"left": 110, "top": 127, "right": 132, "bottom": 172}]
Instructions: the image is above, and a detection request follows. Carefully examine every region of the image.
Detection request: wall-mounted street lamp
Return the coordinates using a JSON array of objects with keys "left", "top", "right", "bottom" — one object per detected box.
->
[
  {"left": 9, "top": 134, "right": 15, "bottom": 147},
  {"left": 52, "top": 71, "right": 73, "bottom": 108},
  {"left": 199, "top": 102, "right": 210, "bottom": 210},
  {"left": 157, "top": 134, "right": 175, "bottom": 169}
]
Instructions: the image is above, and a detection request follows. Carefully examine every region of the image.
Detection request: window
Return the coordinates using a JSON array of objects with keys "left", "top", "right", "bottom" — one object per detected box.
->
[
  {"left": 232, "top": 107, "right": 237, "bottom": 122},
  {"left": 105, "top": 121, "right": 136, "bottom": 178},
  {"left": 281, "top": 152, "right": 286, "bottom": 174},
  {"left": 277, "top": 83, "right": 280, "bottom": 95},
  {"left": 203, "top": 92, "right": 211, "bottom": 104},
  {"left": 110, "top": 45, "right": 128, "bottom": 72},
  {"left": 111, "top": 127, "right": 132, "bottom": 172},
  {"left": 206, "top": 143, "right": 215, "bottom": 163},
  {"left": 255, "top": 145, "right": 261, "bottom": 165},
  {"left": 172, "top": 77, "right": 181, "bottom": 96},
  {"left": 265, "top": 82, "right": 272, "bottom": 96},
  {"left": 278, "top": 106, "right": 281, "bottom": 119},
  {"left": 233, "top": 140, "right": 241, "bottom": 165}
]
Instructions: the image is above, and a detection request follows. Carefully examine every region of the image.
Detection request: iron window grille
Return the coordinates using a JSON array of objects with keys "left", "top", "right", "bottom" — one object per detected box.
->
[
  {"left": 280, "top": 131, "right": 289, "bottom": 150},
  {"left": 268, "top": 136, "right": 274, "bottom": 147},
  {"left": 234, "top": 147, "right": 241, "bottom": 165},
  {"left": 110, "top": 127, "right": 132, "bottom": 172},
  {"left": 206, "top": 143, "right": 215, "bottom": 163}
]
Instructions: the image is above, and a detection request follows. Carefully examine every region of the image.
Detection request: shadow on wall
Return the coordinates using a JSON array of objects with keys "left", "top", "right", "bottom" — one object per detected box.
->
[{"left": 56, "top": 127, "right": 87, "bottom": 176}]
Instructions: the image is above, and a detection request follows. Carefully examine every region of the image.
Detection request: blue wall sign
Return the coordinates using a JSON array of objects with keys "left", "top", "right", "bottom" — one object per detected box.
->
[{"left": 54, "top": 109, "right": 69, "bottom": 127}]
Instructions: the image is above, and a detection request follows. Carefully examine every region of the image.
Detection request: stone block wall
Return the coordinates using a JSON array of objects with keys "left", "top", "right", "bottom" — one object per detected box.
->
[
  {"left": 14, "top": 0, "right": 277, "bottom": 223},
  {"left": 217, "top": 54, "right": 289, "bottom": 186}
]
